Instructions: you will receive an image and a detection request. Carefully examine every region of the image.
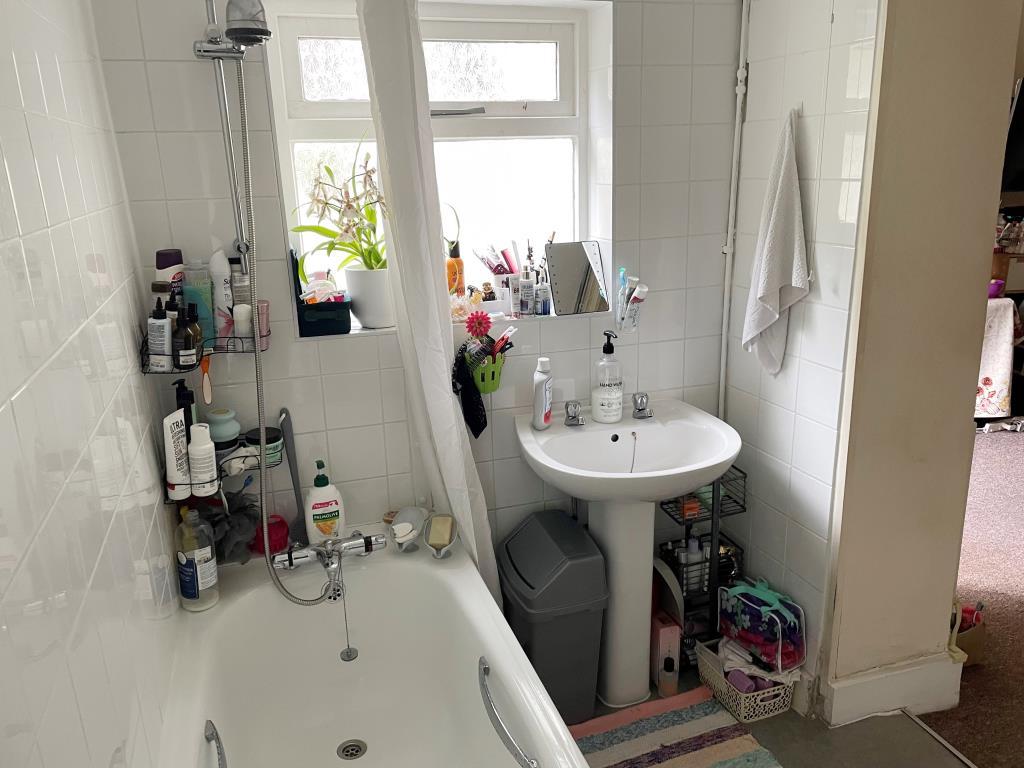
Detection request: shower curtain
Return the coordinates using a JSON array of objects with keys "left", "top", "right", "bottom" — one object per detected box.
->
[{"left": 357, "top": 0, "right": 501, "bottom": 600}]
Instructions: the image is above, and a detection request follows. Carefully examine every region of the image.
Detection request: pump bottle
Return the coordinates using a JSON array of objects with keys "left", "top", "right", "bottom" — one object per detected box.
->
[{"left": 591, "top": 330, "right": 623, "bottom": 423}]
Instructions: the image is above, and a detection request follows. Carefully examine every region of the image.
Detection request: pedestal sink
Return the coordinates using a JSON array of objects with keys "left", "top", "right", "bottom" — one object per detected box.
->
[{"left": 516, "top": 398, "right": 741, "bottom": 707}]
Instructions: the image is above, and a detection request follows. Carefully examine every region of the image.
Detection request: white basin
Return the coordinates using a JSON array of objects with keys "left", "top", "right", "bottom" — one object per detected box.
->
[
  {"left": 515, "top": 399, "right": 741, "bottom": 708},
  {"left": 515, "top": 398, "right": 740, "bottom": 502}
]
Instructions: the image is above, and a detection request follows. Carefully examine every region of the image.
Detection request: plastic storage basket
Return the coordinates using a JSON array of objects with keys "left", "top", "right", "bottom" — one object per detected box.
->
[{"left": 696, "top": 640, "right": 793, "bottom": 724}]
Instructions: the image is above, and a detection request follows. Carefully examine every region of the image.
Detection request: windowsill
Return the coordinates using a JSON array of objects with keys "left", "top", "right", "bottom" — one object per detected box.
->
[{"left": 298, "top": 309, "right": 616, "bottom": 340}]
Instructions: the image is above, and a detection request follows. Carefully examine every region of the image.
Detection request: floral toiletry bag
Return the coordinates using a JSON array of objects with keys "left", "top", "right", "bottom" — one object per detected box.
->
[{"left": 718, "top": 580, "right": 806, "bottom": 673}]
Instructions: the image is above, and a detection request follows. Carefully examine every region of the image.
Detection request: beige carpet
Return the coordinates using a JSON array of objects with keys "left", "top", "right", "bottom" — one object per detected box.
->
[{"left": 921, "top": 431, "right": 1024, "bottom": 767}]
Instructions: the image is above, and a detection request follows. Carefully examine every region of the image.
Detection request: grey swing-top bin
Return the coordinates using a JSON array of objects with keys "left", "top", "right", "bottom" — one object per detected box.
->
[{"left": 497, "top": 509, "right": 608, "bottom": 725}]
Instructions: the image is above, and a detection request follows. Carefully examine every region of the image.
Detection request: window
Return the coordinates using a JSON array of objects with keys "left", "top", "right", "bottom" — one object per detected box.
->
[{"left": 268, "top": 3, "right": 588, "bottom": 307}]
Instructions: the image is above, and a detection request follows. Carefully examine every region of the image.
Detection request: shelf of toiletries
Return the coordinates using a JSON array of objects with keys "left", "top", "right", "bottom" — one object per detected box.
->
[
  {"left": 659, "top": 531, "right": 745, "bottom": 607},
  {"left": 140, "top": 332, "right": 271, "bottom": 375},
  {"left": 659, "top": 465, "right": 747, "bottom": 527},
  {"left": 146, "top": 247, "right": 270, "bottom": 374}
]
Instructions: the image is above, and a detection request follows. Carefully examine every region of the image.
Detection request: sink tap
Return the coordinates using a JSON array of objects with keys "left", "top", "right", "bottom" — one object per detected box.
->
[
  {"left": 564, "top": 400, "right": 586, "bottom": 427},
  {"left": 272, "top": 532, "right": 386, "bottom": 600},
  {"left": 632, "top": 392, "right": 654, "bottom": 419}
]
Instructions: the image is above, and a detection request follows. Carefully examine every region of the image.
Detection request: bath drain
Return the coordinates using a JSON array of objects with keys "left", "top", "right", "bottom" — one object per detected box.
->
[{"left": 337, "top": 740, "right": 367, "bottom": 760}]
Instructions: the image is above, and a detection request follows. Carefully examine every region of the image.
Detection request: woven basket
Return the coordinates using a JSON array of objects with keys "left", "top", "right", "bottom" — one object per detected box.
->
[{"left": 696, "top": 640, "right": 793, "bottom": 724}]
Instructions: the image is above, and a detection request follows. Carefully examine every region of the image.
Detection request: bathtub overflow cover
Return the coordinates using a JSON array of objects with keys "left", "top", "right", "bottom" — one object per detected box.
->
[{"left": 337, "top": 740, "right": 367, "bottom": 760}]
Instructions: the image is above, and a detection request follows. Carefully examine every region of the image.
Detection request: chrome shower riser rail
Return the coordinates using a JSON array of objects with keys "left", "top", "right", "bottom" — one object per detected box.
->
[{"left": 196, "top": 0, "right": 328, "bottom": 605}]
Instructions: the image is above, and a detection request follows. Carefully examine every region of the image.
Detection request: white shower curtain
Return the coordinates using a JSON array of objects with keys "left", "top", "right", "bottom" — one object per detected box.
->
[{"left": 357, "top": 0, "right": 501, "bottom": 600}]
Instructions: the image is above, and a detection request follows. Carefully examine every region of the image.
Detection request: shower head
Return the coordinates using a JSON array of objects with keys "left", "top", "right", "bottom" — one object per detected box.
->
[{"left": 224, "top": 0, "right": 272, "bottom": 47}]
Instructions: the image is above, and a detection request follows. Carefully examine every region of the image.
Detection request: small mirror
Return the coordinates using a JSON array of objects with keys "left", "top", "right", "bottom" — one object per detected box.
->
[{"left": 545, "top": 241, "right": 610, "bottom": 316}]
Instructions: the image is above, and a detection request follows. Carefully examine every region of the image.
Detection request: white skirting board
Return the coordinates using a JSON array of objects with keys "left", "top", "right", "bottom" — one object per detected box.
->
[{"left": 822, "top": 651, "right": 964, "bottom": 726}]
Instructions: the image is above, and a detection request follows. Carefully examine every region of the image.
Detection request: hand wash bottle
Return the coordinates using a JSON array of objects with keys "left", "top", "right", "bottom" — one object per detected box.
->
[
  {"left": 591, "top": 331, "right": 623, "bottom": 423},
  {"left": 304, "top": 460, "right": 344, "bottom": 543}
]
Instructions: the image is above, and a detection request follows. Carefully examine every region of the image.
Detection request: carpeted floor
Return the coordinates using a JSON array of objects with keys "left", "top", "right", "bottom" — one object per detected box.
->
[{"left": 921, "top": 431, "right": 1024, "bottom": 767}]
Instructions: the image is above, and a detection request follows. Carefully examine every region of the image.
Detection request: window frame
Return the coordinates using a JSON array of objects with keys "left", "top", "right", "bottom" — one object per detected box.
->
[{"left": 264, "top": 0, "right": 590, "bottom": 321}]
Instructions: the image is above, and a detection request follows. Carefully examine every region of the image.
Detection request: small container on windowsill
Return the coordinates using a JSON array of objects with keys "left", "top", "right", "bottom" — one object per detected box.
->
[{"left": 297, "top": 298, "right": 352, "bottom": 336}]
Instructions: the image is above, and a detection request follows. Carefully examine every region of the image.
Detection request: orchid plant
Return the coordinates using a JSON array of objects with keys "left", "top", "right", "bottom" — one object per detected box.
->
[{"left": 292, "top": 149, "right": 387, "bottom": 285}]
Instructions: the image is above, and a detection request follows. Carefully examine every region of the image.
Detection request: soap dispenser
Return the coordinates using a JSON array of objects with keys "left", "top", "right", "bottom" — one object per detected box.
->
[{"left": 592, "top": 331, "right": 623, "bottom": 423}]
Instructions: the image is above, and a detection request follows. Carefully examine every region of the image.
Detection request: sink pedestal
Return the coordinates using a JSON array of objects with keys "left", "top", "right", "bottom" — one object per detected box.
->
[{"left": 588, "top": 500, "right": 655, "bottom": 708}]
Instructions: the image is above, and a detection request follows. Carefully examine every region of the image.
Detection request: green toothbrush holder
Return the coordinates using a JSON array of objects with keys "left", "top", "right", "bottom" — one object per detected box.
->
[{"left": 468, "top": 352, "right": 504, "bottom": 394}]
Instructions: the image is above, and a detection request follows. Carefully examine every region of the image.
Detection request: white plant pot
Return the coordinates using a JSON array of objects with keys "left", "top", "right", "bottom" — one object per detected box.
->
[{"left": 346, "top": 268, "right": 395, "bottom": 329}]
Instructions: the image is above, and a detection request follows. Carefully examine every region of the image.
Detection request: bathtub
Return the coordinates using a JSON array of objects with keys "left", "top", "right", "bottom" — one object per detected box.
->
[{"left": 158, "top": 526, "right": 588, "bottom": 768}]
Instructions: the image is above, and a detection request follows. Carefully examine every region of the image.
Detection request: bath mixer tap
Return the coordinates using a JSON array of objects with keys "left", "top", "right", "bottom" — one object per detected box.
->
[{"left": 272, "top": 533, "right": 386, "bottom": 598}]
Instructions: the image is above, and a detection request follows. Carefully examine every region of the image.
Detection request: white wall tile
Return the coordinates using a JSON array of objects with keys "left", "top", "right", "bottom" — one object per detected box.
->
[
  {"left": 686, "top": 235, "right": 725, "bottom": 287},
  {"left": 639, "top": 237, "right": 688, "bottom": 290},
  {"left": 796, "top": 358, "right": 843, "bottom": 427},
  {"left": 825, "top": 41, "right": 876, "bottom": 114},
  {"left": 614, "top": 66, "right": 642, "bottom": 127},
  {"left": 786, "top": 0, "right": 832, "bottom": 54},
  {"left": 747, "top": 0, "right": 789, "bottom": 62},
  {"left": 640, "top": 182, "right": 689, "bottom": 239},
  {"left": 751, "top": 498, "right": 789, "bottom": 563},
  {"left": 693, "top": 4, "right": 741, "bottom": 66},
  {"left": 642, "top": 3, "right": 694, "bottom": 66},
  {"left": 798, "top": 302, "right": 849, "bottom": 370},
  {"left": 116, "top": 132, "right": 165, "bottom": 202},
  {"left": 785, "top": 521, "right": 828, "bottom": 589},
  {"left": 614, "top": 3, "right": 643, "bottom": 66},
  {"left": 641, "top": 125, "right": 691, "bottom": 183},
  {"left": 688, "top": 179, "right": 729, "bottom": 235},
  {"left": 92, "top": 0, "right": 146, "bottom": 60},
  {"left": 831, "top": 0, "right": 879, "bottom": 45},
  {"left": 493, "top": 457, "right": 544, "bottom": 508},
  {"left": 638, "top": 340, "right": 685, "bottom": 390},
  {"left": 103, "top": 62, "right": 154, "bottom": 132},
  {"left": 745, "top": 57, "right": 786, "bottom": 122},
  {"left": 791, "top": 415, "right": 837, "bottom": 484},
  {"left": 684, "top": 285, "right": 723, "bottom": 338},
  {"left": 327, "top": 425, "right": 387, "bottom": 483},
  {"left": 640, "top": 289, "right": 686, "bottom": 342},
  {"left": 756, "top": 400, "right": 795, "bottom": 461},
  {"left": 683, "top": 335, "right": 720, "bottom": 387},
  {"left": 789, "top": 467, "right": 832, "bottom": 539},
  {"left": 641, "top": 66, "right": 692, "bottom": 126},
  {"left": 689, "top": 124, "right": 733, "bottom": 181},
  {"left": 540, "top": 316, "right": 592, "bottom": 352},
  {"left": 691, "top": 66, "right": 736, "bottom": 124}
]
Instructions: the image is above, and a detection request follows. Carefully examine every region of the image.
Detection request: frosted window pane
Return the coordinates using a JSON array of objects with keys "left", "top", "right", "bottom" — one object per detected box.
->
[
  {"left": 298, "top": 38, "right": 369, "bottom": 101},
  {"left": 296, "top": 38, "right": 558, "bottom": 103},
  {"left": 423, "top": 41, "right": 558, "bottom": 101},
  {"left": 292, "top": 139, "right": 575, "bottom": 292}
]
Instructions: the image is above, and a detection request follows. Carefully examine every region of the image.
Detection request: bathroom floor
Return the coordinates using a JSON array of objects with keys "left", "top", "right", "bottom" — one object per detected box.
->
[{"left": 751, "top": 712, "right": 964, "bottom": 768}]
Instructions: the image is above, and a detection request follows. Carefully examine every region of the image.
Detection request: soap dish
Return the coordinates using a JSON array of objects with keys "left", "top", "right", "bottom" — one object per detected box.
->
[
  {"left": 423, "top": 513, "right": 459, "bottom": 559},
  {"left": 389, "top": 506, "right": 428, "bottom": 553}
]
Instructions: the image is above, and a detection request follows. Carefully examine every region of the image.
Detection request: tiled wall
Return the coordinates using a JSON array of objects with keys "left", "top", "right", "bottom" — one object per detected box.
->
[
  {"left": 0, "top": 1, "right": 180, "bottom": 767},
  {"left": 722, "top": 0, "right": 878, "bottom": 672},
  {"left": 99, "top": 0, "right": 742, "bottom": 540}
]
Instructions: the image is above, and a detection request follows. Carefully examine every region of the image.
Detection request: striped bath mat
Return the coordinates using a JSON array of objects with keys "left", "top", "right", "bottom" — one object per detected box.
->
[{"left": 569, "top": 687, "right": 782, "bottom": 768}]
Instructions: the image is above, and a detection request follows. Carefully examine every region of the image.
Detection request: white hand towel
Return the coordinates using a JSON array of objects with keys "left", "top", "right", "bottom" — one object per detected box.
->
[{"left": 742, "top": 110, "right": 810, "bottom": 375}]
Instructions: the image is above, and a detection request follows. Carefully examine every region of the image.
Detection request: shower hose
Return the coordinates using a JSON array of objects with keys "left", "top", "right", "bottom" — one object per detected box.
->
[{"left": 236, "top": 59, "right": 330, "bottom": 606}]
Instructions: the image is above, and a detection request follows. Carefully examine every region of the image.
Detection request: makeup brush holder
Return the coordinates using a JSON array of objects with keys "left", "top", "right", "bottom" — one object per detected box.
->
[{"left": 469, "top": 352, "right": 504, "bottom": 394}]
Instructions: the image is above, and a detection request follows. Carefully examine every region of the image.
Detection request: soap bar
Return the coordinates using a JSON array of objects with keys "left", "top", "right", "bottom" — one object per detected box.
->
[{"left": 428, "top": 516, "right": 454, "bottom": 549}]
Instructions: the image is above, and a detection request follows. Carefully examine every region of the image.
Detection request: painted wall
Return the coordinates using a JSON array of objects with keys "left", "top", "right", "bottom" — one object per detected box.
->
[
  {"left": 722, "top": 0, "right": 878, "bottom": 675},
  {"left": 101, "top": 0, "right": 741, "bottom": 541},
  {"left": 0, "top": 1, "right": 179, "bottom": 766},
  {"left": 828, "top": 0, "right": 1020, "bottom": 688}
]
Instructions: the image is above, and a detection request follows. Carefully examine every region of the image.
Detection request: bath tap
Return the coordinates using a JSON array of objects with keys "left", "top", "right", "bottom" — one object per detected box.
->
[{"left": 272, "top": 532, "right": 387, "bottom": 598}]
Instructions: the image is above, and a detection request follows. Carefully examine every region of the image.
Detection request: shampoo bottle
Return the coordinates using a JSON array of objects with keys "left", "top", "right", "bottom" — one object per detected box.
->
[
  {"left": 187, "top": 424, "right": 219, "bottom": 497},
  {"left": 591, "top": 330, "right": 623, "bottom": 423},
  {"left": 532, "top": 357, "right": 553, "bottom": 430},
  {"left": 147, "top": 298, "right": 172, "bottom": 373},
  {"left": 520, "top": 270, "right": 535, "bottom": 316},
  {"left": 163, "top": 408, "right": 191, "bottom": 500},
  {"left": 304, "top": 460, "right": 344, "bottom": 543},
  {"left": 176, "top": 507, "right": 219, "bottom": 611},
  {"left": 210, "top": 249, "right": 234, "bottom": 348}
]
